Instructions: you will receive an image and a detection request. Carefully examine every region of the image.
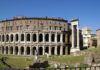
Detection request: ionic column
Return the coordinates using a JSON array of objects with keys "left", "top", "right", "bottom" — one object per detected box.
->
[
  {"left": 77, "top": 25, "right": 79, "bottom": 48},
  {"left": 60, "top": 33, "right": 63, "bottom": 43},
  {"left": 49, "top": 46, "right": 51, "bottom": 55},
  {"left": 55, "top": 32, "right": 57, "bottom": 43},
  {"left": 72, "top": 25, "right": 74, "bottom": 48},
  {"left": 60, "top": 46, "right": 63, "bottom": 55},
  {"left": 55, "top": 46, "right": 57, "bottom": 55}
]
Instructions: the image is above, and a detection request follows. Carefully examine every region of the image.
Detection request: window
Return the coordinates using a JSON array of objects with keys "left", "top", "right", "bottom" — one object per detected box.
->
[{"left": 16, "top": 26, "right": 19, "bottom": 30}]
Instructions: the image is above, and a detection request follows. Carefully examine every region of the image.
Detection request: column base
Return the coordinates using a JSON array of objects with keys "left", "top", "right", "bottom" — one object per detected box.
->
[{"left": 70, "top": 48, "right": 80, "bottom": 53}]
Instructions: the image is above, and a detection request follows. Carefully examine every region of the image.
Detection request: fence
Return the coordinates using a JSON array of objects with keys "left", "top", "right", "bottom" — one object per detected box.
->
[{"left": 1, "top": 66, "right": 100, "bottom": 70}]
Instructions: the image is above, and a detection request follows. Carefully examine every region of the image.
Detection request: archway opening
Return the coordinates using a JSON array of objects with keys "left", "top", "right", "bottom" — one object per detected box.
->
[
  {"left": 26, "top": 47, "right": 30, "bottom": 55},
  {"left": 27, "top": 34, "right": 30, "bottom": 41},
  {"left": 57, "top": 46, "right": 60, "bottom": 55},
  {"left": 10, "top": 46, "right": 13, "bottom": 54},
  {"left": 32, "top": 47, "right": 36, "bottom": 55},
  {"left": 45, "top": 34, "right": 49, "bottom": 42},
  {"left": 33, "top": 34, "right": 36, "bottom": 42},
  {"left": 63, "top": 34, "right": 65, "bottom": 42},
  {"left": 6, "top": 35, "right": 9, "bottom": 42},
  {"left": 21, "top": 34, "right": 24, "bottom": 41},
  {"left": 2, "top": 35, "right": 4, "bottom": 42},
  {"left": 57, "top": 34, "right": 60, "bottom": 42},
  {"left": 20, "top": 46, "right": 24, "bottom": 55},
  {"left": 38, "top": 47, "right": 43, "bottom": 55},
  {"left": 51, "top": 47, "right": 55, "bottom": 55},
  {"left": 11, "top": 34, "right": 13, "bottom": 42},
  {"left": 15, "top": 34, "right": 18, "bottom": 41},
  {"left": 63, "top": 46, "right": 66, "bottom": 55},
  {"left": 51, "top": 34, "right": 55, "bottom": 42},
  {"left": 2, "top": 46, "right": 4, "bottom": 54},
  {"left": 39, "top": 34, "right": 43, "bottom": 42},
  {"left": 45, "top": 47, "right": 49, "bottom": 53},
  {"left": 6, "top": 46, "right": 8, "bottom": 54},
  {"left": 15, "top": 46, "right": 18, "bottom": 55}
]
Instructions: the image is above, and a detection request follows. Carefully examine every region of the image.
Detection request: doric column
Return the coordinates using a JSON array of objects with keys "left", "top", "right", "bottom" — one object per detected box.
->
[
  {"left": 24, "top": 33, "right": 26, "bottom": 43},
  {"left": 30, "top": 33, "right": 32, "bottom": 43},
  {"left": 72, "top": 25, "right": 74, "bottom": 48},
  {"left": 43, "top": 32, "right": 45, "bottom": 43},
  {"left": 77, "top": 25, "right": 79, "bottom": 48},
  {"left": 55, "top": 46, "right": 57, "bottom": 55},
  {"left": 49, "top": 32, "right": 51, "bottom": 43},
  {"left": 43, "top": 46, "right": 45, "bottom": 55},
  {"left": 60, "top": 46, "right": 63, "bottom": 55},
  {"left": 30, "top": 47, "right": 32, "bottom": 55},
  {"left": 37, "top": 32, "right": 39, "bottom": 43},
  {"left": 24, "top": 47, "right": 26, "bottom": 55},
  {"left": 18, "top": 47, "right": 21, "bottom": 55},
  {"left": 55, "top": 32, "right": 57, "bottom": 43},
  {"left": 49, "top": 46, "right": 51, "bottom": 55},
  {"left": 13, "top": 47, "right": 15, "bottom": 55}
]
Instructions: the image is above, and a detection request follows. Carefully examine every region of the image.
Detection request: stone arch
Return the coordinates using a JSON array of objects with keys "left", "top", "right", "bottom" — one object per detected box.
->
[
  {"left": 6, "top": 46, "right": 8, "bottom": 54},
  {"left": 20, "top": 46, "right": 24, "bottom": 55},
  {"left": 27, "top": 34, "right": 30, "bottom": 41},
  {"left": 45, "top": 46, "right": 49, "bottom": 53},
  {"left": 45, "top": 34, "right": 49, "bottom": 42},
  {"left": 15, "top": 46, "right": 18, "bottom": 55},
  {"left": 32, "top": 47, "right": 36, "bottom": 55},
  {"left": 2, "top": 46, "right": 4, "bottom": 54},
  {"left": 10, "top": 46, "right": 13, "bottom": 54},
  {"left": 2, "top": 35, "right": 4, "bottom": 42},
  {"left": 6, "top": 34, "right": 9, "bottom": 42},
  {"left": 15, "top": 34, "right": 18, "bottom": 41},
  {"left": 11, "top": 34, "right": 13, "bottom": 42},
  {"left": 51, "top": 47, "right": 55, "bottom": 55},
  {"left": 38, "top": 47, "right": 43, "bottom": 55},
  {"left": 39, "top": 34, "right": 43, "bottom": 42},
  {"left": 21, "top": 34, "right": 24, "bottom": 41},
  {"left": 57, "top": 34, "right": 60, "bottom": 42},
  {"left": 51, "top": 34, "right": 55, "bottom": 42},
  {"left": 57, "top": 46, "right": 60, "bottom": 55},
  {"left": 33, "top": 34, "right": 36, "bottom": 42},
  {"left": 26, "top": 47, "right": 30, "bottom": 55}
]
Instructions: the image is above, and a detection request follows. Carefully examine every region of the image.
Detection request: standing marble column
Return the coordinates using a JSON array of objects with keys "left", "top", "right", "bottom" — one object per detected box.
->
[
  {"left": 24, "top": 47, "right": 26, "bottom": 55},
  {"left": 43, "top": 46, "right": 45, "bottom": 55},
  {"left": 30, "top": 33, "right": 32, "bottom": 43},
  {"left": 13, "top": 47, "right": 15, "bottom": 55},
  {"left": 49, "top": 32, "right": 51, "bottom": 43},
  {"left": 77, "top": 25, "right": 79, "bottom": 48},
  {"left": 18, "top": 47, "right": 21, "bottom": 55},
  {"left": 37, "top": 32, "right": 39, "bottom": 43},
  {"left": 72, "top": 25, "right": 74, "bottom": 48}
]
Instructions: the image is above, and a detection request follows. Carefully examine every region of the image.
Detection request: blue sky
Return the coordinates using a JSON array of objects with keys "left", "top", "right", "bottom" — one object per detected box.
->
[{"left": 0, "top": 0, "right": 100, "bottom": 33}]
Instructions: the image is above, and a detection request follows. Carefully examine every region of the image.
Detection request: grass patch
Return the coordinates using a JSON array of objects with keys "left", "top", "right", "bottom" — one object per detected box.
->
[{"left": 88, "top": 47, "right": 100, "bottom": 54}]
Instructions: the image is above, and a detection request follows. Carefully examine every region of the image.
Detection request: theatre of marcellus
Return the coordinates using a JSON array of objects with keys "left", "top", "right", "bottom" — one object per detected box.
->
[{"left": 0, "top": 16, "right": 80, "bottom": 56}]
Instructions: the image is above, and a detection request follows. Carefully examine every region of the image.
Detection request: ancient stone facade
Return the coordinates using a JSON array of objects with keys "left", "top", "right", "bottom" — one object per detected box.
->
[{"left": 0, "top": 16, "right": 80, "bottom": 55}]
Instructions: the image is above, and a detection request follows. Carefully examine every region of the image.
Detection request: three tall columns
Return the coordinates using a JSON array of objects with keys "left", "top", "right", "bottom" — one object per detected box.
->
[{"left": 71, "top": 19, "right": 80, "bottom": 52}]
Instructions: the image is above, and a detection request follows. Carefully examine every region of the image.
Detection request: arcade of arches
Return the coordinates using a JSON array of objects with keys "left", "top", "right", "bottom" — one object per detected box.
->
[{"left": 0, "top": 31, "right": 68, "bottom": 55}]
